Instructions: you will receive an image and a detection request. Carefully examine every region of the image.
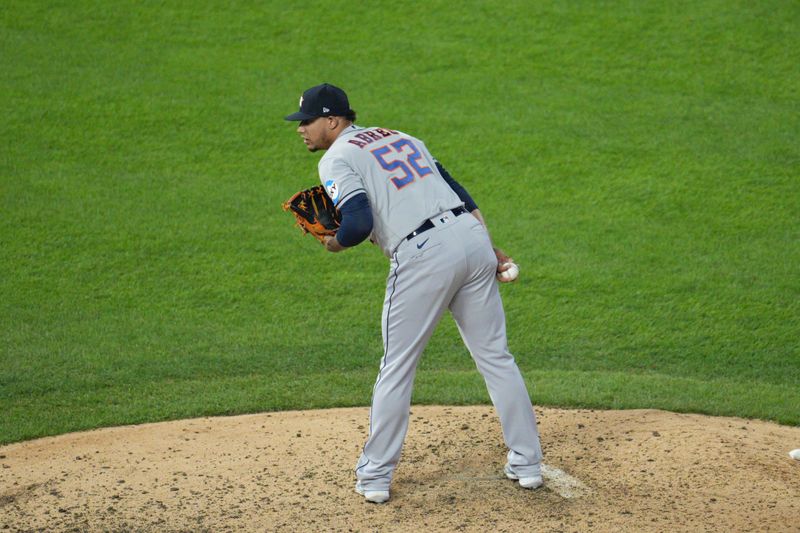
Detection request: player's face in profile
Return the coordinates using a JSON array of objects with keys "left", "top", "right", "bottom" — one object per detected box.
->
[{"left": 297, "top": 117, "right": 328, "bottom": 152}]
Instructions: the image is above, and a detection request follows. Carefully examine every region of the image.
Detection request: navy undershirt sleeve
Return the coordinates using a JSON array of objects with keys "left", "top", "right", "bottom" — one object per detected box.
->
[
  {"left": 336, "top": 193, "right": 373, "bottom": 247},
  {"left": 436, "top": 161, "right": 479, "bottom": 212}
]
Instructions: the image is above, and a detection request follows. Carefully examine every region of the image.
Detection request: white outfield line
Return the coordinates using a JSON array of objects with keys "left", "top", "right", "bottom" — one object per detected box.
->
[{"left": 541, "top": 464, "right": 591, "bottom": 499}]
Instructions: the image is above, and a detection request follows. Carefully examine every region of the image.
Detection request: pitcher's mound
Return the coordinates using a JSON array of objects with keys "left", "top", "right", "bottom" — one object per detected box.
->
[{"left": 1, "top": 406, "right": 798, "bottom": 532}]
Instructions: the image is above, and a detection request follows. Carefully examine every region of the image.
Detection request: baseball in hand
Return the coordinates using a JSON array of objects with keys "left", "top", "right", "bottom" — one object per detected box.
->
[
  {"left": 789, "top": 449, "right": 800, "bottom": 460},
  {"left": 497, "top": 262, "right": 519, "bottom": 282}
]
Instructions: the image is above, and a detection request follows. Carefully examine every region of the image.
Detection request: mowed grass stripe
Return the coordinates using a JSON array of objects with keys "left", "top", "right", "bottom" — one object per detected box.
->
[{"left": 2, "top": 369, "right": 796, "bottom": 443}]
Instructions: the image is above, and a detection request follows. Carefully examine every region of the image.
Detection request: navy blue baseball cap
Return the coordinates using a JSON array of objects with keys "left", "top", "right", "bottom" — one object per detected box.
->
[{"left": 284, "top": 83, "right": 353, "bottom": 121}]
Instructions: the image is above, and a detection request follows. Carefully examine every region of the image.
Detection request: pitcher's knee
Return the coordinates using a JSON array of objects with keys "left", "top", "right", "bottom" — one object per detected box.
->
[{"left": 473, "top": 350, "right": 516, "bottom": 369}]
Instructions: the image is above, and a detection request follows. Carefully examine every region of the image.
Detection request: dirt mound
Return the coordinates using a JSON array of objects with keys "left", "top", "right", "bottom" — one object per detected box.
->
[{"left": 1, "top": 406, "right": 798, "bottom": 532}]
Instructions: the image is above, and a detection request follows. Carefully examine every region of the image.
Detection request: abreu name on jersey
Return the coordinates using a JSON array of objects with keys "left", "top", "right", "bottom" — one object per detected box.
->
[{"left": 347, "top": 128, "right": 399, "bottom": 149}]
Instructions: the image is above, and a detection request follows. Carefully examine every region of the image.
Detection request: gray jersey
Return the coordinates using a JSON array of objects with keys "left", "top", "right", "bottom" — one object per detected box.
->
[{"left": 318, "top": 125, "right": 463, "bottom": 256}]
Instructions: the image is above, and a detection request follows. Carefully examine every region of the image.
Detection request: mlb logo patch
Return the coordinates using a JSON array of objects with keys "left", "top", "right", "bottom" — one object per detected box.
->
[{"left": 325, "top": 179, "right": 340, "bottom": 204}]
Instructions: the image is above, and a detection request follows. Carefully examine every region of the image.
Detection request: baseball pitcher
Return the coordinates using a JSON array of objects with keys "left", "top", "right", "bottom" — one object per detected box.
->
[{"left": 284, "top": 83, "right": 544, "bottom": 503}]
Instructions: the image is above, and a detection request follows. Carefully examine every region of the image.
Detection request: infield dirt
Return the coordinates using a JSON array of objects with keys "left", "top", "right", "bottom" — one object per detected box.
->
[{"left": 1, "top": 406, "right": 799, "bottom": 532}]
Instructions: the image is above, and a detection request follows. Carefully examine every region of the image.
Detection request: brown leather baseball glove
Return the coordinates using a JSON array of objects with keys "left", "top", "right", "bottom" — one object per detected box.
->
[{"left": 282, "top": 185, "right": 341, "bottom": 244}]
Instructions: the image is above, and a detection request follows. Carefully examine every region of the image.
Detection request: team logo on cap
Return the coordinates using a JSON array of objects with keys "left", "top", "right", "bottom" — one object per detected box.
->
[{"left": 299, "top": 96, "right": 304, "bottom": 108}]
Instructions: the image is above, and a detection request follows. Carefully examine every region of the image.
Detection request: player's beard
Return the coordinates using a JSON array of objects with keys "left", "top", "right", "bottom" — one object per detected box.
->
[
  {"left": 303, "top": 136, "right": 321, "bottom": 152},
  {"left": 302, "top": 129, "right": 332, "bottom": 152}
]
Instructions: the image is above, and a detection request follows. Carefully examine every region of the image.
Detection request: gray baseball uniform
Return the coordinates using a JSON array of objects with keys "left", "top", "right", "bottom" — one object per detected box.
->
[{"left": 318, "top": 125, "right": 543, "bottom": 492}]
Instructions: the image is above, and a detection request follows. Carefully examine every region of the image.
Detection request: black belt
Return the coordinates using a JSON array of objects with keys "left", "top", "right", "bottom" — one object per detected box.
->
[{"left": 406, "top": 206, "right": 467, "bottom": 240}]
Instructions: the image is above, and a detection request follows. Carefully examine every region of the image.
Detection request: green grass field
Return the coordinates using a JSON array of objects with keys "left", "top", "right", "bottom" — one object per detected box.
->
[{"left": 2, "top": 0, "right": 798, "bottom": 444}]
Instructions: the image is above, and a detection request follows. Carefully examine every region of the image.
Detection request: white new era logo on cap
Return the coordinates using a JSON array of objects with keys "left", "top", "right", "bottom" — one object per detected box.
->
[{"left": 322, "top": 107, "right": 330, "bottom": 113}]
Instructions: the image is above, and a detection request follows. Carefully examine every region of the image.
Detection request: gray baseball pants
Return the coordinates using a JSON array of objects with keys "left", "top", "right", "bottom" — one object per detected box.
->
[{"left": 355, "top": 211, "right": 543, "bottom": 491}]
